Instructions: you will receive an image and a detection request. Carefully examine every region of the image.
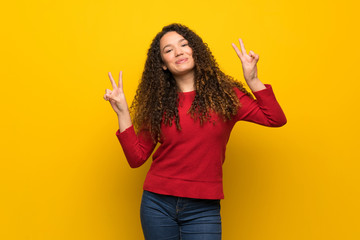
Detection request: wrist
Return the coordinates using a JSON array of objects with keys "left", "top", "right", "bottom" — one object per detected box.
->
[
  {"left": 116, "top": 107, "right": 130, "bottom": 117},
  {"left": 246, "top": 78, "right": 266, "bottom": 92}
]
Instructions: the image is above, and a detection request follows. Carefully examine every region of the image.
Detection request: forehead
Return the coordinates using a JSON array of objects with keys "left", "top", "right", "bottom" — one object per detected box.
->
[{"left": 160, "top": 31, "right": 186, "bottom": 47}]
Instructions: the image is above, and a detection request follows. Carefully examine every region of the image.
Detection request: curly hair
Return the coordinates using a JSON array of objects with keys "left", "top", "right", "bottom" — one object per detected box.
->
[{"left": 130, "top": 23, "right": 253, "bottom": 142}]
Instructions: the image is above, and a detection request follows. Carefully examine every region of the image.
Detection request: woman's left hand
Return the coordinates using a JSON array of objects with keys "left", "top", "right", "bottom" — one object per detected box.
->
[{"left": 232, "top": 38, "right": 259, "bottom": 83}]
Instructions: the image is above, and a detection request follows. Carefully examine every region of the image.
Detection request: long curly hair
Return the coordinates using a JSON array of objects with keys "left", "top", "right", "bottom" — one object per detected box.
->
[{"left": 130, "top": 23, "right": 253, "bottom": 142}]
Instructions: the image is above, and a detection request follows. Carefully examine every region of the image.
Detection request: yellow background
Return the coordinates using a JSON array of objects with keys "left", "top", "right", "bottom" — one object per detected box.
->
[{"left": 1, "top": 0, "right": 359, "bottom": 239}]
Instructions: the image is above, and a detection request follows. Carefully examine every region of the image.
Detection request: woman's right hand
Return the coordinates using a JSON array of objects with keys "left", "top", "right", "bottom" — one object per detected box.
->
[{"left": 104, "top": 71, "right": 129, "bottom": 116}]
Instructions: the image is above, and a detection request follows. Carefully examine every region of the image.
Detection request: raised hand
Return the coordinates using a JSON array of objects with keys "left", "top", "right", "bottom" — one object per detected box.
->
[
  {"left": 232, "top": 39, "right": 265, "bottom": 92},
  {"left": 104, "top": 71, "right": 129, "bottom": 116},
  {"left": 232, "top": 39, "right": 259, "bottom": 82}
]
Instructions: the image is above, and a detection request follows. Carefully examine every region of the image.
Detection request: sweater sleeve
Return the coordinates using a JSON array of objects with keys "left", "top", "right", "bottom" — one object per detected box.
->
[
  {"left": 234, "top": 84, "right": 287, "bottom": 127},
  {"left": 115, "top": 125, "right": 157, "bottom": 168}
]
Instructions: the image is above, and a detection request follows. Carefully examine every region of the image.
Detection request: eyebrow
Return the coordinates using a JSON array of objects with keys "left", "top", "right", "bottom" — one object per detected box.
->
[{"left": 162, "top": 38, "right": 187, "bottom": 51}]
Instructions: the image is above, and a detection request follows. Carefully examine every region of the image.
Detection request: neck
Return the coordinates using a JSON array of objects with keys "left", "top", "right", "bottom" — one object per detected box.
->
[{"left": 173, "top": 70, "right": 195, "bottom": 92}]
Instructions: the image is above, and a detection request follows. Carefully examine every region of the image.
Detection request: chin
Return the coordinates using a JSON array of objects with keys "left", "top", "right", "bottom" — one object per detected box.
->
[{"left": 176, "top": 64, "right": 195, "bottom": 72}]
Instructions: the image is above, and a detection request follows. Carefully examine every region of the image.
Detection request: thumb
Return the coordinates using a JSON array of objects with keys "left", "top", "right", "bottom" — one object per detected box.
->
[{"left": 249, "top": 50, "right": 259, "bottom": 61}]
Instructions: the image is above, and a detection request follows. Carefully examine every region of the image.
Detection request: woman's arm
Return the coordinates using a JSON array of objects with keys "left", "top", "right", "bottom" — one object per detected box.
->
[
  {"left": 234, "top": 85, "right": 287, "bottom": 127},
  {"left": 104, "top": 71, "right": 156, "bottom": 167},
  {"left": 115, "top": 126, "right": 157, "bottom": 168},
  {"left": 232, "top": 39, "right": 286, "bottom": 126}
]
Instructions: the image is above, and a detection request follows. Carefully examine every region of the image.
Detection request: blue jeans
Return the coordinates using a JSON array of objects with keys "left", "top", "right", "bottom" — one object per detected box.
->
[{"left": 140, "top": 190, "right": 222, "bottom": 240}]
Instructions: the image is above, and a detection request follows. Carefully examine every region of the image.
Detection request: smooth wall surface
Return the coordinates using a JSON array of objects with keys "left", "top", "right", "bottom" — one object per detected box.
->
[{"left": 1, "top": 0, "right": 359, "bottom": 239}]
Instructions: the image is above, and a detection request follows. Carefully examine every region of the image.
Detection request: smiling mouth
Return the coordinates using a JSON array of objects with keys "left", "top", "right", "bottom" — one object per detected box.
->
[{"left": 175, "top": 58, "right": 188, "bottom": 64}]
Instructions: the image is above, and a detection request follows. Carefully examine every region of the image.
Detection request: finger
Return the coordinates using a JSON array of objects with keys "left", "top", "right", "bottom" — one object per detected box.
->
[
  {"left": 249, "top": 50, "right": 259, "bottom": 61},
  {"left": 105, "top": 89, "right": 112, "bottom": 95},
  {"left": 104, "top": 92, "right": 111, "bottom": 101},
  {"left": 108, "top": 72, "right": 117, "bottom": 89},
  {"left": 249, "top": 50, "right": 256, "bottom": 59},
  {"left": 118, "top": 71, "right": 123, "bottom": 90},
  {"left": 239, "top": 38, "right": 247, "bottom": 56},
  {"left": 232, "top": 43, "right": 243, "bottom": 59}
]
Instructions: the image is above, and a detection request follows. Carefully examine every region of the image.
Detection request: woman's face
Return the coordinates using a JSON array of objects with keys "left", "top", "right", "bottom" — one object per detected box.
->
[{"left": 159, "top": 31, "right": 195, "bottom": 77}]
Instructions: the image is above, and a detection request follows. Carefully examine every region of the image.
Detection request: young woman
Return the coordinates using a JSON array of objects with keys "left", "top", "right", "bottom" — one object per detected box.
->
[{"left": 104, "top": 23, "right": 286, "bottom": 240}]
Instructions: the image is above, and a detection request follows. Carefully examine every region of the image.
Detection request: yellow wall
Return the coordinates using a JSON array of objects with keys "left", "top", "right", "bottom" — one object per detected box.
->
[{"left": 1, "top": 0, "right": 359, "bottom": 239}]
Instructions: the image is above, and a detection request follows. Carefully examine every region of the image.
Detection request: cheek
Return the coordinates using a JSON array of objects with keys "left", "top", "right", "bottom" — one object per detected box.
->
[
  {"left": 161, "top": 54, "right": 171, "bottom": 66},
  {"left": 187, "top": 47, "right": 194, "bottom": 58}
]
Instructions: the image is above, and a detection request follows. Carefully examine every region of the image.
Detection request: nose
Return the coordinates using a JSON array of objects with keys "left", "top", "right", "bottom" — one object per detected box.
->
[{"left": 174, "top": 47, "right": 184, "bottom": 56}]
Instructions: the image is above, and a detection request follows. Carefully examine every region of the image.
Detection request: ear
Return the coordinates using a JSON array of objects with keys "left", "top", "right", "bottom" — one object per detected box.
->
[{"left": 162, "top": 65, "right": 167, "bottom": 70}]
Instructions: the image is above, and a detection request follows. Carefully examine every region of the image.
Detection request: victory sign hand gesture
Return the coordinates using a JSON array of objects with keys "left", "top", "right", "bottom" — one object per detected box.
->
[
  {"left": 232, "top": 38, "right": 265, "bottom": 92},
  {"left": 232, "top": 38, "right": 259, "bottom": 82},
  {"left": 104, "top": 71, "right": 129, "bottom": 116}
]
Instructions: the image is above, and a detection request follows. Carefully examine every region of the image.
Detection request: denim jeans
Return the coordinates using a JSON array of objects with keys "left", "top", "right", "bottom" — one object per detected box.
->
[{"left": 140, "top": 190, "right": 222, "bottom": 240}]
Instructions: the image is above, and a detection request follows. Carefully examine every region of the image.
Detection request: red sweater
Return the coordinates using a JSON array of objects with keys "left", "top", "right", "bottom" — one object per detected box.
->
[{"left": 116, "top": 84, "right": 286, "bottom": 199}]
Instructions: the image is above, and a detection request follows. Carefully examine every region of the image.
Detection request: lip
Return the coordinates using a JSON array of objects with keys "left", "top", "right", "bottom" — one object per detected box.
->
[{"left": 175, "top": 58, "right": 188, "bottom": 64}]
